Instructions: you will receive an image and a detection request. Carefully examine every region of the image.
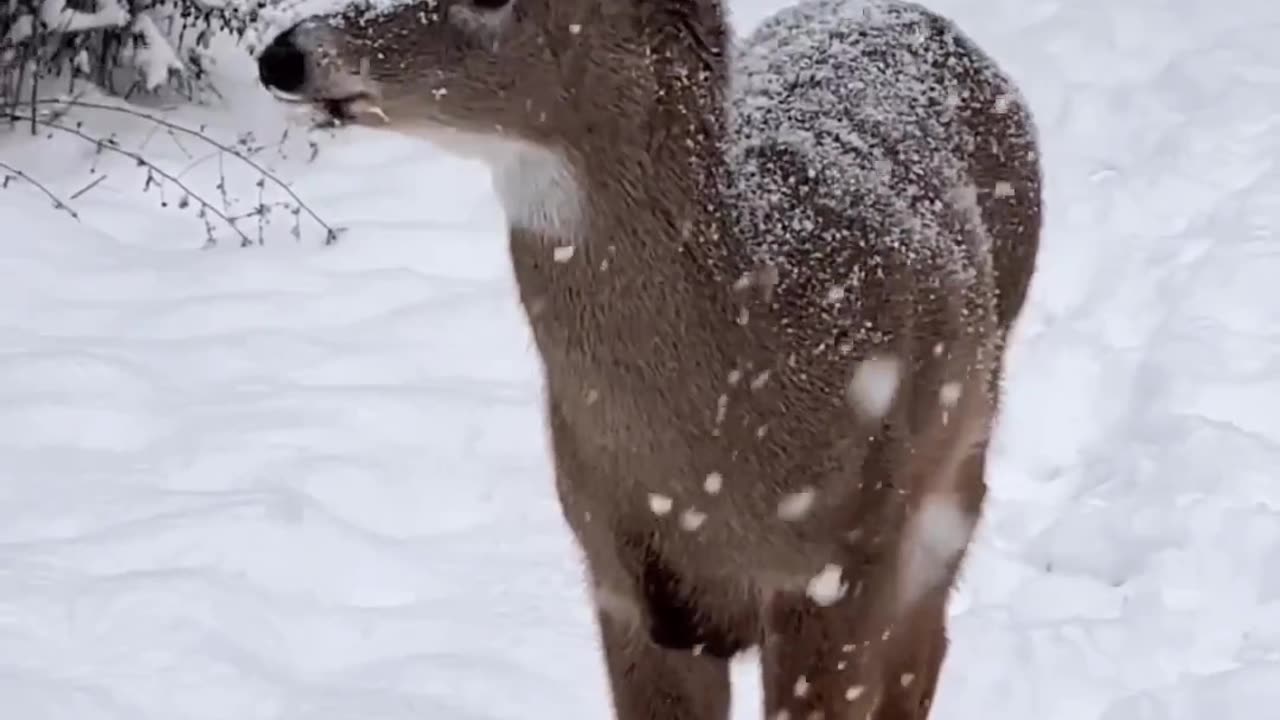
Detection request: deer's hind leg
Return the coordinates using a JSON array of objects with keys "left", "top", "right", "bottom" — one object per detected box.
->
[
  {"left": 875, "top": 584, "right": 949, "bottom": 720},
  {"left": 761, "top": 428, "right": 989, "bottom": 719},
  {"left": 758, "top": 537, "right": 967, "bottom": 720},
  {"left": 877, "top": 449, "right": 988, "bottom": 719}
]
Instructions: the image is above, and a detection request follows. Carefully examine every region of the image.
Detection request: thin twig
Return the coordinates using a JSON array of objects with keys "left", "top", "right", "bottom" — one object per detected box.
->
[
  {"left": 70, "top": 172, "right": 107, "bottom": 199},
  {"left": 29, "top": 97, "right": 339, "bottom": 242},
  {"left": 0, "top": 159, "right": 79, "bottom": 220},
  {"left": 5, "top": 108, "right": 252, "bottom": 245}
]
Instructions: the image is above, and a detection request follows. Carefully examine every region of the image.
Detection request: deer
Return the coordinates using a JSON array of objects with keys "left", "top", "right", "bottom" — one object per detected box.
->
[{"left": 255, "top": 0, "right": 1041, "bottom": 717}]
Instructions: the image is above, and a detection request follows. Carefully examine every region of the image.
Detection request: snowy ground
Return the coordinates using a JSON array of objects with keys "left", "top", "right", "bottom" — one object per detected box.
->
[{"left": 2, "top": 0, "right": 1279, "bottom": 717}]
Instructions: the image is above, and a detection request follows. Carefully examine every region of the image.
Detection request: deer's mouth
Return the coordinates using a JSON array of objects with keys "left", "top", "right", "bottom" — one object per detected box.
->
[
  {"left": 268, "top": 87, "right": 388, "bottom": 127},
  {"left": 312, "top": 95, "right": 364, "bottom": 125}
]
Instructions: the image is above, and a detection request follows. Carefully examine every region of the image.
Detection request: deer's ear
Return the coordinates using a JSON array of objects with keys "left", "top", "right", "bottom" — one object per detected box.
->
[
  {"left": 641, "top": 0, "right": 729, "bottom": 62},
  {"left": 677, "top": 0, "right": 730, "bottom": 21},
  {"left": 651, "top": 0, "right": 729, "bottom": 37}
]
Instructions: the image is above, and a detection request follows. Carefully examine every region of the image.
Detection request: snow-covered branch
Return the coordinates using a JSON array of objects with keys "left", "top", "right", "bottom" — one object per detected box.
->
[
  {"left": 127, "top": 11, "right": 183, "bottom": 90},
  {"left": 5, "top": 0, "right": 131, "bottom": 45},
  {"left": 2, "top": 0, "right": 269, "bottom": 108}
]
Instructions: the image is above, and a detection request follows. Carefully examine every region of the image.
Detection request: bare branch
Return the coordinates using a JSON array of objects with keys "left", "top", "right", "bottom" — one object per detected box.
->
[
  {"left": 2, "top": 3, "right": 345, "bottom": 247},
  {"left": 0, "top": 159, "right": 79, "bottom": 220},
  {"left": 5, "top": 107, "right": 253, "bottom": 246},
  {"left": 70, "top": 172, "right": 107, "bottom": 199},
  {"left": 30, "top": 96, "right": 342, "bottom": 243}
]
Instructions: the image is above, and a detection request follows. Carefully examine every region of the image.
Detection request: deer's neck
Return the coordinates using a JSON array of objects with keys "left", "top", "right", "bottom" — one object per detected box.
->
[
  {"left": 500, "top": 37, "right": 741, "bottom": 380},
  {"left": 504, "top": 125, "right": 741, "bottom": 393}
]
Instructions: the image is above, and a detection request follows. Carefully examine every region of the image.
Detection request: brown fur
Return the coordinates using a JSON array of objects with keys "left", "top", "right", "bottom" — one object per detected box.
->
[{"left": 259, "top": 0, "right": 1042, "bottom": 717}]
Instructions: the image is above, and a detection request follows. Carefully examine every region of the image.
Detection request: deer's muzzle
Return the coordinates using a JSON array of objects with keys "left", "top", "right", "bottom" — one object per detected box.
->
[{"left": 257, "top": 23, "right": 388, "bottom": 127}]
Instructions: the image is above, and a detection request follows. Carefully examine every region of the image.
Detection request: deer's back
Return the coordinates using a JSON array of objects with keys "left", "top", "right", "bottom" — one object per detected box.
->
[{"left": 725, "top": 0, "right": 1040, "bottom": 345}]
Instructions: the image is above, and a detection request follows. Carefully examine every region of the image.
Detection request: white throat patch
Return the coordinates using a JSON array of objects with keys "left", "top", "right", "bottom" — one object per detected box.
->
[{"left": 409, "top": 125, "right": 583, "bottom": 241}]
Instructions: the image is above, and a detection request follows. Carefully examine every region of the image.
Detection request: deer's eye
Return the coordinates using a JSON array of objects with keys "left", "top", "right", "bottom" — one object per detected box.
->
[{"left": 470, "top": 0, "right": 510, "bottom": 9}]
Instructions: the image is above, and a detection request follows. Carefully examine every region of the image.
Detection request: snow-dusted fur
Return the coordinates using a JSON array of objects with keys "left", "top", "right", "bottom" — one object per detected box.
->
[
  {"left": 726, "top": 0, "right": 1039, "bottom": 337},
  {"left": 257, "top": 0, "right": 1042, "bottom": 718}
]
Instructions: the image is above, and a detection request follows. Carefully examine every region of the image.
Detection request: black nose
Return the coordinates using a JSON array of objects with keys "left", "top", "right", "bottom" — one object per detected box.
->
[{"left": 258, "top": 28, "right": 307, "bottom": 94}]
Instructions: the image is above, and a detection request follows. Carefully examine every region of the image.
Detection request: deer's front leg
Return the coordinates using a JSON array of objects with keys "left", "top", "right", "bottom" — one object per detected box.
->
[
  {"left": 575, "top": 531, "right": 732, "bottom": 720},
  {"left": 591, "top": 578, "right": 732, "bottom": 720},
  {"left": 547, "top": 405, "right": 731, "bottom": 720}
]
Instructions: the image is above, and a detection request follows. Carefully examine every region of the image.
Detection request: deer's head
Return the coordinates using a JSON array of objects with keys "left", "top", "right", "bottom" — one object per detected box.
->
[{"left": 257, "top": 1, "right": 727, "bottom": 145}]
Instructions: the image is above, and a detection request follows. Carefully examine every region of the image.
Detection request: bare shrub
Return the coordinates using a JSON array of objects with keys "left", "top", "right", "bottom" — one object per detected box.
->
[{"left": 1, "top": 1, "right": 341, "bottom": 247}]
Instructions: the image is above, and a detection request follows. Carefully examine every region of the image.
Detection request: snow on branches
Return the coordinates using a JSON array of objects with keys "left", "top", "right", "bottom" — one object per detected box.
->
[
  {"left": 0, "top": 2, "right": 342, "bottom": 249},
  {"left": 4, "top": 0, "right": 132, "bottom": 45},
  {"left": 1, "top": 0, "right": 267, "bottom": 108}
]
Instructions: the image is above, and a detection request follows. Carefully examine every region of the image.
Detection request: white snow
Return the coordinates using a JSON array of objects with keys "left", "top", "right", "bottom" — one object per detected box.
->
[
  {"left": 847, "top": 355, "right": 901, "bottom": 419},
  {"left": 806, "top": 563, "right": 850, "bottom": 607},
  {"left": 938, "top": 380, "right": 962, "bottom": 408},
  {"left": 128, "top": 12, "right": 185, "bottom": 91},
  {"left": 680, "top": 507, "right": 709, "bottom": 531},
  {"left": 899, "top": 493, "right": 975, "bottom": 612},
  {"left": 2, "top": 0, "right": 1280, "bottom": 718},
  {"left": 3, "top": 0, "right": 130, "bottom": 45},
  {"left": 793, "top": 674, "right": 810, "bottom": 697},
  {"left": 648, "top": 493, "right": 675, "bottom": 516},
  {"left": 777, "top": 486, "right": 818, "bottom": 521}
]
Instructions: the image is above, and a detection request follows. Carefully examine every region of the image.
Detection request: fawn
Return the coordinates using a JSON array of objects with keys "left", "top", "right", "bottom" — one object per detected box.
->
[{"left": 257, "top": 0, "right": 1042, "bottom": 717}]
